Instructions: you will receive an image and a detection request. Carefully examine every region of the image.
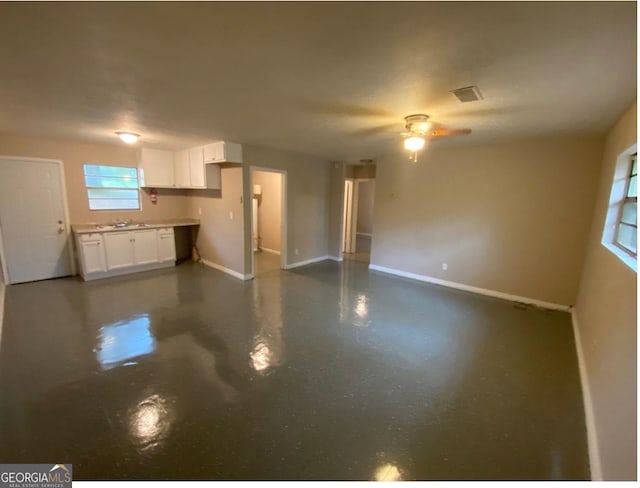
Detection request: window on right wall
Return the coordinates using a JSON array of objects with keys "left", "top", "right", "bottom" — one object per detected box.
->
[
  {"left": 602, "top": 144, "right": 638, "bottom": 272},
  {"left": 615, "top": 153, "right": 637, "bottom": 256}
]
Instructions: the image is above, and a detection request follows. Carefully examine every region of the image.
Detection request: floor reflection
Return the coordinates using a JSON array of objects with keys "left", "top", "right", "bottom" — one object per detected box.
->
[
  {"left": 340, "top": 264, "right": 372, "bottom": 328},
  {"left": 95, "top": 314, "right": 155, "bottom": 370},
  {"left": 373, "top": 463, "right": 402, "bottom": 481},
  {"left": 250, "top": 267, "right": 284, "bottom": 374},
  {"left": 129, "top": 394, "right": 173, "bottom": 452}
]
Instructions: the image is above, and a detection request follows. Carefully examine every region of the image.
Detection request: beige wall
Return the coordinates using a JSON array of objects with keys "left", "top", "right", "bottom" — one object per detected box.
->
[
  {"left": 187, "top": 167, "right": 245, "bottom": 275},
  {"left": 574, "top": 101, "right": 637, "bottom": 480},
  {"left": 242, "top": 145, "right": 330, "bottom": 273},
  {"left": 252, "top": 170, "right": 282, "bottom": 253},
  {"left": 370, "top": 135, "right": 604, "bottom": 306},
  {"left": 0, "top": 133, "right": 191, "bottom": 224},
  {"left": 356, "top": 180, "right": 375, "bottom": 235}
]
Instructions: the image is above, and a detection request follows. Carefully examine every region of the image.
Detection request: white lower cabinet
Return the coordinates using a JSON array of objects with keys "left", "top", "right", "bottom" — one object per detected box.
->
[
  {"left": 132, "top": 229, "right": 159, "bottom": 265},
  {"left": 104, "top": 231, "right": 136, "bottom": 270},
  {"left": 158, "top": 228, "right": 176, "bottom": 262},
  {"left": 78, "top": 234, "right": 107, "bottom": 274},
  {"left": 76, "top": 227, "right": 176, "bottom": 280}
]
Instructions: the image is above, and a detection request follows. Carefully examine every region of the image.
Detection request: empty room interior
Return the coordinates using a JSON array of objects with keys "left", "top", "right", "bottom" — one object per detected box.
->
[{"left": 0, "top": 2, "right": 636, "bottom": 483}]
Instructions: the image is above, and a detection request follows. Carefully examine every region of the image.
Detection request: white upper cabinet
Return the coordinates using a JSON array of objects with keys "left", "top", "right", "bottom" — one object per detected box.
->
[
  {"left": 189, "top": 147, "right": 206, "bottom": 188},
  {"left": 139, "top": 148, "right": 175, "bottom": 188},
  {"left": 138, "top": 142, "right": 235, "bottom": 190},
  {"left": 203, "top": 141, "right": 243, "bottom": 164},
  {"left": 174, "top": 149, "right": 190, "bottom": 188}
]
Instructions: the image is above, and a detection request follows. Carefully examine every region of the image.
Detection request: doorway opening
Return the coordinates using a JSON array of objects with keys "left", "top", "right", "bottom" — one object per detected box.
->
[
  {"left": 250, "top": 168, "right": 286, "bottom": 277},
  {"left": 342, "top": 163, "right": 376, "bottom": 264}
]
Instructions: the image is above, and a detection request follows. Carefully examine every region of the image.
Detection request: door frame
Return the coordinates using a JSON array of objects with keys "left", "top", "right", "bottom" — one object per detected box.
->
[
  {"left": 0, "top": 156, "right": 76, "bottom": 284},
  {"left": 342, "top": 177, "right": 375, "bottom": 254},
  {"left": 342, "top": 179, "right": 355, "bottom": 253},
  {"left": 249, "top": 166, "right": 288, "bottom": 276}
]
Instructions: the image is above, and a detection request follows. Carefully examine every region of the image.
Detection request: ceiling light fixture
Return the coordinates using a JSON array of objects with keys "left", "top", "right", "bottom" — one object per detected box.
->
[
  {"left": 404, "top": 136, "right": 425, "bottom": 152},
  {"left": 116, "top": 131, "right": 140, "bottom": 144},
  {"left": 402, "top": 114, "right": 431, "bottom": 162}
]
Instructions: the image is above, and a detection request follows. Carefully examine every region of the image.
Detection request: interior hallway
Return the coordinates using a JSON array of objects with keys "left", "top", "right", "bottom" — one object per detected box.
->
[
  {"left": 0, "top": 260, "right": 589, "bottom": 480},
  {"left": 343, "top": 235, "right": 371, "bottom": 264},
  {"left": 253, "top": 251, "right": 281, "bottom": 276}
]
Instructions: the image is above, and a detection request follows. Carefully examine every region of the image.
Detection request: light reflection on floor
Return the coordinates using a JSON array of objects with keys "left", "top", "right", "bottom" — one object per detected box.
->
[{"left": 95, "top": 314, "right": 155, "bottom": 370}]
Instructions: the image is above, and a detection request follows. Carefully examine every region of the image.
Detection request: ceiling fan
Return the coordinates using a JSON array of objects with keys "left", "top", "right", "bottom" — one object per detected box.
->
[{"left": 401, "top": 114, "right": 471, "bottom": 162}]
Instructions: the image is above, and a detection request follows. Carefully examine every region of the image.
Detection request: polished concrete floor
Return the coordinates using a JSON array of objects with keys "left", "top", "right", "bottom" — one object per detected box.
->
[{"left": 0, "top": 260, "right": 589, "bottom": 480}]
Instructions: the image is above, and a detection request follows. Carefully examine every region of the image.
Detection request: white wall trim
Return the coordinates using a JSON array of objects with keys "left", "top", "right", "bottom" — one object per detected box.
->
[
  {"left": 201, "top": 258, "right": 254, "bottom": 281},
  {"left": 0, "top": 227, "right": 7, "bottom": 285},
  {"left": 368, "top": 263, "right": 571, "bottom": 312},
  {"left": 356, "top": 232, "right": 373, "bottom": 238},
  {"left": 571, "top": 310, "right": 602, "bottom": 481},
  {"left": 259, "top": 247, "right": 281, "bottom": 256},
  {"left": 285, "top": 255, "right": 328, "bottom": 270},
  {"left": 328, "top": 255, "right": 343, "bottom": 262},
  {"left": 0, "top": 278, "right": 5, "bottom": 353}
]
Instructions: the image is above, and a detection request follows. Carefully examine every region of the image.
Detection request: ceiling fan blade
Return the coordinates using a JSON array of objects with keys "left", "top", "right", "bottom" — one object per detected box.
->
[
  {"left": 351, "top": 123, "right": 398, "bottom": 136},
  {"left": 427, "top": 128, "right": 472, "bottom": 138}
]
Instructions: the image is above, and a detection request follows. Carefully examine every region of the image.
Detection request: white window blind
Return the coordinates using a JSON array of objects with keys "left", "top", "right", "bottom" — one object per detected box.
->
[{"left": 84, "top": 164, "right": 140, "bottom": 211}]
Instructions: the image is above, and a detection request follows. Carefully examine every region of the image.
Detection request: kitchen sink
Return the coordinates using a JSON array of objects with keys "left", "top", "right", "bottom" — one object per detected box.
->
[{"left": 95, "top": 222, "right": 150, "bottom": 230}]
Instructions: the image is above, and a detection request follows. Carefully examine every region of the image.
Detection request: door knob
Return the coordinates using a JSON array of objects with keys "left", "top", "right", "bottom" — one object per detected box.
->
[{"left": 57, "top": 226, "right": 65, "bottom": 234}]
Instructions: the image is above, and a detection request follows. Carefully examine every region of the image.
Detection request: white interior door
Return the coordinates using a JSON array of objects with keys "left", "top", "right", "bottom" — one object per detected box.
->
[{"left": 0, "top": 158, "right": 71, "bottom": 284}]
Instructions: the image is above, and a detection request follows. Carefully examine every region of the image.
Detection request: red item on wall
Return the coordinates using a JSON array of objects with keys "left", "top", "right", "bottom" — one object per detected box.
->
[{"left": 150, "top": 188, "right": 157, "bottom": 204}]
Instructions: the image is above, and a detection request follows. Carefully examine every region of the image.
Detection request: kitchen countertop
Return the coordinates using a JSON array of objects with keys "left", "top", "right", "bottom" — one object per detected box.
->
[{"left": 72, "top": 218, "right": 200, "bottom": 234}]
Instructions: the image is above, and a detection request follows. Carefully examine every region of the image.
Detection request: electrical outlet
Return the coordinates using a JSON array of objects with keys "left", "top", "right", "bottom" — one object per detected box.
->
[
  {"left": 229, "top": 211, "right": 233, "bottom": 220},
  {"left": 295, "top": 248, "right": 299, "bottom": 255},
  {"left": 442, "top": 263, "right": 448, "bottom": 271},
  {"left": 198, "top": 207, "right": 202, "bottom": 216}
]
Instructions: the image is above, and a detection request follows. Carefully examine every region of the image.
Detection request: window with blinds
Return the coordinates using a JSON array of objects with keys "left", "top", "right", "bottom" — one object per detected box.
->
[
  {"left": 615, "top": 154, "right": 637, "bottom": 256},
  {"left": 84, "top": 164, "right": 140, "bottom": 211}
]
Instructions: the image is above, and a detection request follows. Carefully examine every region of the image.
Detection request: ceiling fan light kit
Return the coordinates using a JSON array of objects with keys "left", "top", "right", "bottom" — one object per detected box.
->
[{"left": 400, "top": 113, "right": 471, "bottom": 162}]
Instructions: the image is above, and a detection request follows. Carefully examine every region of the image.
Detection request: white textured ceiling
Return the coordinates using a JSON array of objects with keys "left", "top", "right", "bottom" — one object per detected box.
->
[{"left": 0, "top": 2, "right": 636, "bottom": 161}]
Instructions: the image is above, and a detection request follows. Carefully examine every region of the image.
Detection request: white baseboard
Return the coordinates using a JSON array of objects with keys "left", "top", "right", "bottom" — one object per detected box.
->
[
  {"left": 285, "top": 255, "right": 329, "bottom": 270},
  {"left": 328, "top": 255, "right": 343, "bottom": 262},
  {"left": 368, "top": 263, "right": 571, "bottom": 312},
  {"left": 258, "top": 247, "right": 281, "bottom": 256},
  {"left": 201, "top": 259, "right": 253, "bottom": 281},
  {"left": 571, "top": 310, "right": 602, "bottom": 481}
]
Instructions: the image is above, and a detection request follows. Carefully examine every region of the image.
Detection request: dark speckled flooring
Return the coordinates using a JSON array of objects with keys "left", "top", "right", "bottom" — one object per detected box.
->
[{"left": 0, "top": 260, "right": 589, "bottom": 480}]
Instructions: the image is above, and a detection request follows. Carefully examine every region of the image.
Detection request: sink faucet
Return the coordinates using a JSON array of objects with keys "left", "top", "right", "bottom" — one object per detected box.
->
[{"left": 112, "top": 218, "right": 133, "bottom": 228}]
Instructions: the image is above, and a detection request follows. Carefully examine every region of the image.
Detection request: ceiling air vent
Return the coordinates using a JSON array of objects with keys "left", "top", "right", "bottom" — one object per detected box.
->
[{"left": 451, "top": 85, "right": 483, "bottom": 103}]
